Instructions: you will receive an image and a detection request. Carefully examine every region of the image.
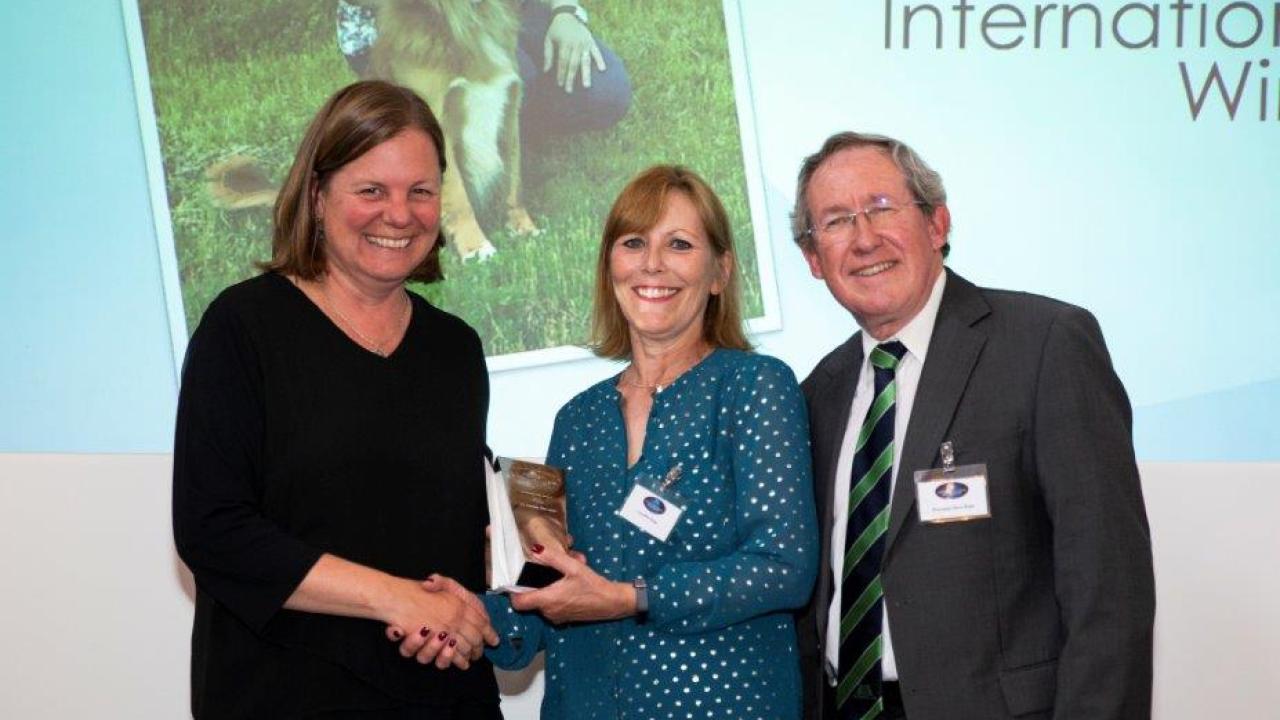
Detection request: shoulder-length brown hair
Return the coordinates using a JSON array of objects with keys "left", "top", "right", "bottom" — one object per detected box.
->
[
  {"left": 261, "top": 80, "right": 448, "bottom": 283},
  {"left": 591, "top": 165, "right": 752, "bottom": 359}
]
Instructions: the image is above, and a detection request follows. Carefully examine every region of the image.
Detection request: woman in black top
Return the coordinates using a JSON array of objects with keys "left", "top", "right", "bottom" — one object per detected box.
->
[{"left": 173, "top": 81, "right": 500, "bottom": 718}]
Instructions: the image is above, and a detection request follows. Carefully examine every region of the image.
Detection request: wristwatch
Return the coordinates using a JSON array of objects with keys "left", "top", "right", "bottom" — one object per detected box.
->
[
  {"left": 633, "top": 576, "right": 648, "bottom": 616},
  {"left": 551, "top": 3, "right": 589, "bottom": 25}
]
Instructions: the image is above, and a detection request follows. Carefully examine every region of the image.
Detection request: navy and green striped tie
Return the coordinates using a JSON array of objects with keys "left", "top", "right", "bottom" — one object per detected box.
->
[{"left": 837, "top": 341, "right": 907, "bottom": 720}]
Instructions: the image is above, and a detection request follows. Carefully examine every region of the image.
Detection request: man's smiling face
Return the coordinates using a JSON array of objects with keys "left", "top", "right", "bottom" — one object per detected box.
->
[{"left": 802, "top": 146, "right": 949, "bottom": 339}]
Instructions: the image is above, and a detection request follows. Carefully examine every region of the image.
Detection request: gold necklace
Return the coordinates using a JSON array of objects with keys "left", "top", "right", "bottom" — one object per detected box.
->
[
  {"left": 305, "top": 278, "right": 411, "bottom": 358},
  {"left": 620, "top": 346, "right": 713, "bottom": 397}
]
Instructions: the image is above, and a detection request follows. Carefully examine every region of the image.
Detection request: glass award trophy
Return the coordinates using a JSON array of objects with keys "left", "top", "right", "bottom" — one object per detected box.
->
[{"left": 485, "top": 456, "right": 568, "bottom": 592}]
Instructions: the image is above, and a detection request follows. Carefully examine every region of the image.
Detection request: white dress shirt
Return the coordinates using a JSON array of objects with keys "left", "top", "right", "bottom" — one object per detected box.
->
[{"left": 825, "top": 271, "right": 947, "bottom": 683}]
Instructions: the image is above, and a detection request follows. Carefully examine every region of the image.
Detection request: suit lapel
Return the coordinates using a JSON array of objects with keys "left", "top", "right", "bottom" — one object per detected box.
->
[
  {"left": 817, "top": 338, "right": 864, "bottom": 514},
  {"left": 885, "top": 270, "right": 990, "bottom": 555},
  {"left": 811, "top": 333, "right": 863, "bottom": 644}
]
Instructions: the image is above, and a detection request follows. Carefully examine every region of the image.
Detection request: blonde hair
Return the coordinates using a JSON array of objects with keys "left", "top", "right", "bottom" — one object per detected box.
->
[{"left": 591, "top": 165, "right": 751, "bottom": 359}]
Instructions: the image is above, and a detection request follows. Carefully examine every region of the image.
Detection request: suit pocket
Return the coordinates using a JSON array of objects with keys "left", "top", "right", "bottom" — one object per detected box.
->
[{"left": 998, "top": 658, "right": 1057, "bottom": 716}]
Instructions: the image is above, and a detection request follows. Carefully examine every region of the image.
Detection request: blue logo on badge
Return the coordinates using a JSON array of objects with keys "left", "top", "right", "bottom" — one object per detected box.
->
[
  {"left": 935, "top": 481, "right": 969, "bottom": 499},
  {"left": 643, "top": 496, "right": 667, "bottom": 514}
]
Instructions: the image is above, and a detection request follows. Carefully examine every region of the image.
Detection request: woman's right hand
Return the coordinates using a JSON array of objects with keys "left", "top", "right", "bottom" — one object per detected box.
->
[{"left": 381, "top": 574, "right": 496, "bottom": 670}]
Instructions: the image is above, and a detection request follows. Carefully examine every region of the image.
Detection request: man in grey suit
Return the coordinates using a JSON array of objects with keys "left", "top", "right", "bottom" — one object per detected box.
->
[{"left": 792, "top": 132, "right": 1155, "bottom": 720}]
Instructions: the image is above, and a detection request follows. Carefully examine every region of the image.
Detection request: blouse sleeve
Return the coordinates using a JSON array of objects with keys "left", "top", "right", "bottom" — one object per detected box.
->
[
  {"left": 482, "top": 592, "right": 548, "bottom": 670},
  {"left": 171, "top": 298, "right": 322, "bottom": 632},
  {"left": 647, "top": 356, "right": 819, "bottom": 634}
]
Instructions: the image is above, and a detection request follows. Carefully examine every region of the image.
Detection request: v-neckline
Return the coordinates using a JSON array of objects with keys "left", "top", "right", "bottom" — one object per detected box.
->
[
  {"left": 614, "top": 348, "right": 720, "bottom": 472},
  {"left": 279, "top": 272, "right": 414, "bottom": 361}
]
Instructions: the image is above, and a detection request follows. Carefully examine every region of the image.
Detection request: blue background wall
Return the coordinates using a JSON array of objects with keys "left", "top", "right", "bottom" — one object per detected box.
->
[
  {"left": 2, "top": 0, "right": 1277, "bottom": 459},
  {"left": 1, "top": 1, "right": 177, "bottom": 452}
]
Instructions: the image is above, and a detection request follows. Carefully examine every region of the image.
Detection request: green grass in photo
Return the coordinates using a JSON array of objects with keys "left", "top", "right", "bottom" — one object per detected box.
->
[{"left": 139, "top": 0, "right": 763, "bottom": 357}]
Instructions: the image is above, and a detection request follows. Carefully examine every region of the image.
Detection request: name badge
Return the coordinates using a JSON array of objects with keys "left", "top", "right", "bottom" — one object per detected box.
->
[
  {"left": 617, "top": 464, "right": 686, "bottom": 541},
  {"left": 914, "top": 441, "right": 991, "bottom": 524}
]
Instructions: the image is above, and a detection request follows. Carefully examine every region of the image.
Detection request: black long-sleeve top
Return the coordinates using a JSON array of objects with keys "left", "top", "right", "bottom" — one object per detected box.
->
[{"left": 173, "top": 272, "right": 498, "bottom": 717}]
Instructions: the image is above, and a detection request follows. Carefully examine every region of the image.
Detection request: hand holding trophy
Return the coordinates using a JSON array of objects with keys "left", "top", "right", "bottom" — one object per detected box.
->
[{"left": 486, "top": 457, "right": 569, "bottom": 592}]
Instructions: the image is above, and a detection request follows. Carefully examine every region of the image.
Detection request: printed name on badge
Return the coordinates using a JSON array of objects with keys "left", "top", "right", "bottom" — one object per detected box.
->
[
  {"left": 614, "top": 466, "right": 686, "bottom": 538},
  {"left": 915, "top": 462, "right": 991, "bottom": 524},
  {"left": 618, "top": 483, "right": 684, "bottom": 541}
]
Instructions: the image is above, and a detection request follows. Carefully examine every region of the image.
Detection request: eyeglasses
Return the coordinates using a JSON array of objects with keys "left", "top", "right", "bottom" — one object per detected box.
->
[{"left": 806, "top": 198, "right": 925, "bottom": 246}]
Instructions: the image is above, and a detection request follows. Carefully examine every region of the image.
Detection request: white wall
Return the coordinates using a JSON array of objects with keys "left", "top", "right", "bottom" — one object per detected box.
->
[
  {"left": 2, "top": 455, "right": 1276, "bottom": 718},
  {"left": 1144, "top": 463, "right": 1280, "bottom": 718}
]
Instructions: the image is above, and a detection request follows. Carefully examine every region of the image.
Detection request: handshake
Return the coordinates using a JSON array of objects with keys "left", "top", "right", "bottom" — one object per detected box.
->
[
  {"left": 382, "top": 573, "right": 497, "bottom": 671},
  {"left": 381, "top": 458, "right": 572, "bottom": 670}
]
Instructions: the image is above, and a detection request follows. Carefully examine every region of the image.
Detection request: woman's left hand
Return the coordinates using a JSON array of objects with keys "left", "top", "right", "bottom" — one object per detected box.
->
[
  {"left": 515, "top": 511, "right": 572, "bottom": 555},
  {"left": 508, "top": 544, "right": 635, "bottom": 624}
]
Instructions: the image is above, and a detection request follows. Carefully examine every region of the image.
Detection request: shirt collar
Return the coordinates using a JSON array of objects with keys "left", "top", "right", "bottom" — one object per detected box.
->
[{"left": 859, "top": 269, "right": 948, "bottom": 365}]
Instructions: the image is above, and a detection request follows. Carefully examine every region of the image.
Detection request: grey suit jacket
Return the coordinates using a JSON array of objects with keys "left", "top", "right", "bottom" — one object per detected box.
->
[{"left": 797, "top": 270, "right": 1155, "bottom": 720}]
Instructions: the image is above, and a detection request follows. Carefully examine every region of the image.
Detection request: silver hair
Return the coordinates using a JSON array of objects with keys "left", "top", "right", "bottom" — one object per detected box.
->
[{"left": 790, "top": 131, "right": 949, "bottom": 255}]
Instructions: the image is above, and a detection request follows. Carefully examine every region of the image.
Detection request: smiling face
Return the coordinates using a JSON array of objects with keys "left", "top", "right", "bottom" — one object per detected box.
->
[
  {"left": 609, "top": 191, "right": 731, "bottom": 352},
  {"left": 802, "top": 146, "right": 949, "bottom": 339},
  {"left": 314, "top": 129, "right": 442, "bottom": 293}
]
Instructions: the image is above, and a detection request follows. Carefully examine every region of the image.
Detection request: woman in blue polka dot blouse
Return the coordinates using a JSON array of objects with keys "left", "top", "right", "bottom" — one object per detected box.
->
[{"left": 483, "top": 166, "right": 819, "bottom": 719}]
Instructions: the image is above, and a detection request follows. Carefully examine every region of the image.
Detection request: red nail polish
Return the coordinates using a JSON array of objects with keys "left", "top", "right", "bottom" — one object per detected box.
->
[
  {"left": 419, "top": 626, "right": 430, "bottom": 637},
  {"left": 531, "top": 544, "right": 544, "bottom": 554},
  {"left": 448, "top": 638, "right": 457, "bottom": 647},
  {"left": 438, "top": 631, "right": 449, "bottom": 641}
]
